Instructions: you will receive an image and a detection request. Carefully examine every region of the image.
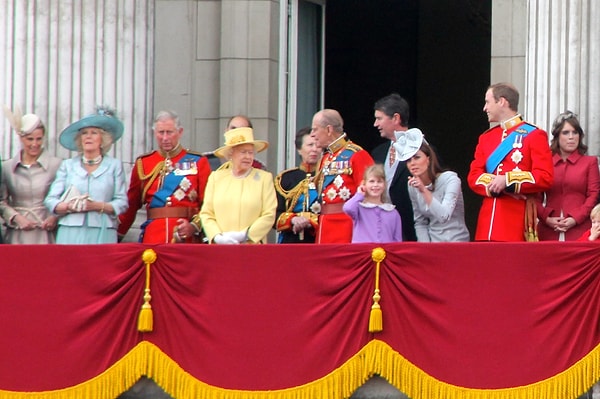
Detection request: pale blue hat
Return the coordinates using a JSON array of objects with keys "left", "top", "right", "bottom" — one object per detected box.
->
[{"left": 59, "top": 107, "right": 124, "bottom": 151}]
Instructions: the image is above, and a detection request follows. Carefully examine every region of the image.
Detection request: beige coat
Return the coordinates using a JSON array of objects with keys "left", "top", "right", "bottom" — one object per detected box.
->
[{"left": 0, "top": 150, "right": 62, "bottom": 244}]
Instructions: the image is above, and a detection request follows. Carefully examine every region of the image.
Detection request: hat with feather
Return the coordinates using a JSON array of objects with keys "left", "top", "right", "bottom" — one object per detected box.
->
[
  {"left": 3, "top": 105, "right": 44, "bottom": 137},
  {"left": 59, "top": 106, "right": 124, "bottom": 151}
]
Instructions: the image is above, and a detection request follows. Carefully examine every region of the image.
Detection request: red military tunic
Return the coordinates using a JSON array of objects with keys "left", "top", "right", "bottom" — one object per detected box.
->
[
  {"left": 316, "top": 135, "right": 374, "bottom": 243},
  {"left": 468, "top": 116, "right": 553, "bottom": 241},
  {"left": 118, "top": 146, "right": 211, "bottom": 243}
]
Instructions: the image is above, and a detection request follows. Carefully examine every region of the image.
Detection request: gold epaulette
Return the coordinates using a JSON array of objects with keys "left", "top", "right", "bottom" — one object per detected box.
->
[
  {"left": 274, "top": 168, "right": 299, "bottom": 196},
  {"left": 345, "top": 141, "right": 364, "bottom": 153}
]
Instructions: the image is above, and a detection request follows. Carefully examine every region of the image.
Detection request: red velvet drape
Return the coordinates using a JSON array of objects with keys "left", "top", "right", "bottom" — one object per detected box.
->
[{"left": 0, "top": 242, "right": 598, "bottom": 392}]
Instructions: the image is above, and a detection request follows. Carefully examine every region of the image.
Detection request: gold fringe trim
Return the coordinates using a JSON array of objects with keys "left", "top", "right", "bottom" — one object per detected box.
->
[
  {"left": 0, "top": 342, "right": 150, "bottom": 399},
  {"left": 1, "top": 340, "right": 599, "bottom": 399}
]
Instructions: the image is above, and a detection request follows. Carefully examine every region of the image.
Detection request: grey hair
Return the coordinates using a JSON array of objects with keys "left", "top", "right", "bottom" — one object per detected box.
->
[
  {"left": 153, "top": 110, "right": 181, "bottom": 130},
  {"left": 316, "top": 109, "right": 344, "bottom": 134}
]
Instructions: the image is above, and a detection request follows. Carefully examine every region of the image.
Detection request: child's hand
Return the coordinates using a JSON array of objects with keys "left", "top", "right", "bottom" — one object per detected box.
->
[
  {"left": 589, "top": 223, "right": 600, "bottom": 241},
  {"left": 357, "top": 184, "right": 365, "bottom": 195}
]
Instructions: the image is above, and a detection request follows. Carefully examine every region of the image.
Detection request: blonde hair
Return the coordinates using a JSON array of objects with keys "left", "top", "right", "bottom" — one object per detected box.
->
[
  {"left": 363, "top": 164, "right": 390, "bottom": 203},
  {"left": 590, "top": 203, "right": 600, "bottom": 220},
  {"left": 74, "top": 128, "right": 114, "bottom": 154}
]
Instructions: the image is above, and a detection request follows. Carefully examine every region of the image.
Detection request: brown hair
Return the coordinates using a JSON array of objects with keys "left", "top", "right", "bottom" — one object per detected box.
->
[
  {"left": 416, "top": 142, "right": 444, "bottom": 189},
  {"left": 489, "top": 82, "right": 519, "bottom": 112},
  {"left": 549, "top": 111, "right": 588, "bottom": 155}
]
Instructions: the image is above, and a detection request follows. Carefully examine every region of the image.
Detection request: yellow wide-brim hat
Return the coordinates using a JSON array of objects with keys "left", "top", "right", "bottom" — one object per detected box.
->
[{"left": 213, "top": 127, "right": 269, "bottom": 158}]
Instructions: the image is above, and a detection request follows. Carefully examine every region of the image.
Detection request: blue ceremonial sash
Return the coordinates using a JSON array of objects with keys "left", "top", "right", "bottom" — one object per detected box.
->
[
  {"left": 322, "top": 147, "right": 355, "bottom": 189},
  {"left": 485, "top": 123, "right": 536, "bottom": 173},
  {"left": 292, "top": 190, "right": 319, "bottom": 213},
  {"left": 149, "top": 154, "right": 200, "bottom": 208}
]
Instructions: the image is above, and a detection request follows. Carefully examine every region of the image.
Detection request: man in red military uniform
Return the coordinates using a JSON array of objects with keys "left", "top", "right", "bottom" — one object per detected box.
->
[
  {"left": 310, "top": 109, "right": 374, "bottom": 243},
  {"left": 118, "top": 110, "right": 211, "bottom": 243},
  {"left": 468, "top": 83, "right": 553, "bottom": 241}
]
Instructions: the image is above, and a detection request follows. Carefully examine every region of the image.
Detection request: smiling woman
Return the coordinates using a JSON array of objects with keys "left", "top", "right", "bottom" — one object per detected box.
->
[{"left": 0, "top": 107, "right": 62, "bottom": 243}]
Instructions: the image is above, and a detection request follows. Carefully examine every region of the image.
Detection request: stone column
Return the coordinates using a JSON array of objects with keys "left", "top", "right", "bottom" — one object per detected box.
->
[
  {"left": 525, "top": 0, "right": 600, "bottom": 154},
  {"left": 0, "top": 0, "right": 154, "bottom": 166}
]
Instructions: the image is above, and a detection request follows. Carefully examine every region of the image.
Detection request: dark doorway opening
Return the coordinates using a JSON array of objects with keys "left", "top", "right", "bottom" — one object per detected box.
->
[{"left": 324, "top": 0, "right": 492, "bottom": 236}]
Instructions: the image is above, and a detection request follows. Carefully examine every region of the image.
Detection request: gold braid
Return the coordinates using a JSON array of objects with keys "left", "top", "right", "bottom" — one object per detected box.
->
[
  {"left": 284, "top": 178, "right": 310, "bottom": 213},
  {"left": 137, "top": 158, "right": 165, "bottom": 204}
]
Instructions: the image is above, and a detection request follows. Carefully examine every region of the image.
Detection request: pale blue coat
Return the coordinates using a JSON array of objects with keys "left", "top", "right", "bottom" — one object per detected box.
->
[{"left": 44, "top": 155, "right": 128, "bottom": 243}]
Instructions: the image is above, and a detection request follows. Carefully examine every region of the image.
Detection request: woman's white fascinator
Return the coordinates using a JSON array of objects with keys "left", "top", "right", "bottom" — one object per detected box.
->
[
  {"left": 3, "top": 105, "right": 42, "bottom": 137},
  {"left": 393, "top": 128, "right": 427, "bottom": 161}
]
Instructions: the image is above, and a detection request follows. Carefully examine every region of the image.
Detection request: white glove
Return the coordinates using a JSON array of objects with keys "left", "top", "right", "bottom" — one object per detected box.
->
[
  {"left": 225, "top": 230, "right": 247, "bottom": 243},
  {"left": 68, "top": 195, "right": 90, "bottom": 212},
  {"left": 213, "top": 233, "right": 239, "bottom": 245}
]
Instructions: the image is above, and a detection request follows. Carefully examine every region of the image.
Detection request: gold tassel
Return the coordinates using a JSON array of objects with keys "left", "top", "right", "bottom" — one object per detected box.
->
[
  {"left": 369, "top": 247, "right": 386, "bottom": 333},
  {"left": 138, "top": 249, "right": 157, "bottom": 332}
]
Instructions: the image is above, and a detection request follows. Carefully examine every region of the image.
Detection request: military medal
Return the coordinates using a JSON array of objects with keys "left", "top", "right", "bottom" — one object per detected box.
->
[
  {"left": 513, "top": 134, "right": 524, "bottom": 149},
  {"left": 511, "top": 150, "right": 523, "bottom": 164}
]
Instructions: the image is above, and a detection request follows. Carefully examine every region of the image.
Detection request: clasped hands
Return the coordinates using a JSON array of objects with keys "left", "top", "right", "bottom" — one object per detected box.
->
[
  {"left": 546, "top": 216, "right": 576, "bottom": 232},
  {"left": 291, "top": 216, "right": 311, "bottom": 234},
  {"left": 67, "top": 194, "right": 91, "bottom": 213},
  {"left": 213, "top": 230, "right": 247, "bottom": 244},
  {"left": 13, "top": 214, "right": 57, "bottom": 231}
]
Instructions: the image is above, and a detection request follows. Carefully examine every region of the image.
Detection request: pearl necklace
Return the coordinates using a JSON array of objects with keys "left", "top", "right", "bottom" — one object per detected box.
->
[{"left": 82, "top": 155, "right": 103, "bottom": 165}]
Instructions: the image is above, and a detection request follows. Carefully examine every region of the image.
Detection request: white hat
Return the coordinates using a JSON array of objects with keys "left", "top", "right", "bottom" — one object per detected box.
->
[
  {"left": 393, "top": 128, "right": 426, "bottom": 161},
  {"left": 3, "top": 105, "right": 43, "bottom": 137}
]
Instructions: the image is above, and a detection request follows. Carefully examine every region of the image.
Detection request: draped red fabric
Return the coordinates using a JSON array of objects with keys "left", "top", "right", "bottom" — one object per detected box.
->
[
  {"left": 0, "top": 242, "right": 599, "bottom": 392},
  {"left": 0, "top": 244, "right": 144, "bottom": 391}
]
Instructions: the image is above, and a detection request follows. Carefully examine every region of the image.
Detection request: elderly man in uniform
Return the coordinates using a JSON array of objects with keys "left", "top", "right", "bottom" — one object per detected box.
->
[
  {"left": 468, "top": 82, "right": 553, "bottom": 241},
  {"left": 118, "top": 110, "right": 211, "bottom": 243},
  {"left": 310, "top": 109, "right": 374, "bottom": 243}
]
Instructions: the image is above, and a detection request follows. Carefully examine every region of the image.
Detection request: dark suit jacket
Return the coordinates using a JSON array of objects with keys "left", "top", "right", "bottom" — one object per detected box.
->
[{"left": 372, "top": 142, "right": 417, "bottom": 241}]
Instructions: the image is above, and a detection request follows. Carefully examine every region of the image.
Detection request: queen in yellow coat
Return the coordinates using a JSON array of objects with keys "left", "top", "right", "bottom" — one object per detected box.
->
[{"left": 200, "top": 127, "right": 276, "bottom": 244}]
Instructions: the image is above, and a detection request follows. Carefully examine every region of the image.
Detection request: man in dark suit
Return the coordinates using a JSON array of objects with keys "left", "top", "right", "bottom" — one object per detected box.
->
[{"left": 371, "top": 93, "right": 417, "bottom": 241}]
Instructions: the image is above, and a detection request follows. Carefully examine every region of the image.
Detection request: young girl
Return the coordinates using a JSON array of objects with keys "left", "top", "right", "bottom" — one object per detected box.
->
[
  {"left": 577, "top": 203, "right": 600, "bottom": 241},
  {"left": 343, "top": 164, "right": 402, "bottom": 243}
]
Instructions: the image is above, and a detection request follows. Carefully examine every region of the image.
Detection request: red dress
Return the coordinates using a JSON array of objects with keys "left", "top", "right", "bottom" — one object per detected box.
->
[
  {"left": 118, "top": 147, "right": 211, "bottom": 243},
  {"left": 536, "top": 153, "right": 600, "bottom": 241},
  {"left": 315, "top": 136, "right": 374, "bottom": 243},
  {"left": 577, "top": 230, "right": 594, "bottom": 241},
  {"left": 468, "top": 119, "right": 554, "bottom": 241}
]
